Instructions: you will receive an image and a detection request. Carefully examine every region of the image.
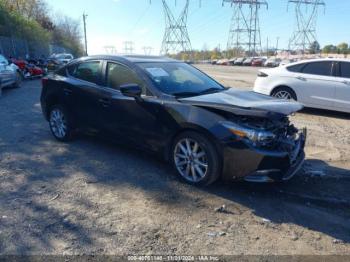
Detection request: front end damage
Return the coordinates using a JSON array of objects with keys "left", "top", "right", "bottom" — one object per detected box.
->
[
  {"left": 221, "top": 115, "right": 306, "bottom": 182},
  {"left": 180, "top": 89, "right": 307, "bottom": 182}
]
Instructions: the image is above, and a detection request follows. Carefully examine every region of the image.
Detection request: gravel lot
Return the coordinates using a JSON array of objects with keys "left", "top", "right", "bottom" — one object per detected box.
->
[{"left": 0, "top": 66, "right": 350, "bottom": 256}]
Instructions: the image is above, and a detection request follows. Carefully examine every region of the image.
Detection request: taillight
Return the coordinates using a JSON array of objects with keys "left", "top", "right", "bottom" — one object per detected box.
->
[
  {"left": 257, "top": 71, "right": 268, "bottom": 77},
  {"left": 41, "top": 77, "right": 48, "bottom": 87}
]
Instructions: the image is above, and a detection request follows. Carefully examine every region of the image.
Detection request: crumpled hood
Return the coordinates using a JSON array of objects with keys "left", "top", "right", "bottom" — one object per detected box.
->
[{"left": 179, "top": 89, "right": 304, "bottom": 118}]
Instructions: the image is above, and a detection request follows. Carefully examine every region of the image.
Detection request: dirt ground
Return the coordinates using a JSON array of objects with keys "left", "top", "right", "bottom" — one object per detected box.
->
[{"left": 0, "top": 66, "right": 350, "bottom": 256}]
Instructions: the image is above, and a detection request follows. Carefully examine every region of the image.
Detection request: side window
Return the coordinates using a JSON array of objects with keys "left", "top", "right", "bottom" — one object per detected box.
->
[
  {"left": 340, "top": 62, "right": 350, "bottom": 79},
  {"left": 56, "top": 66, "right": 67, "bottom": 76},
  {"left": 287, "top": 63, "right": 305, "bottom": 73},
  {"left": 71, "top": 61, "right": 101, "bottom": 85},
  {"left": 301, "top": 62, "right": 333, "bottom": 76},
  {"left": 67, "top": 64, "right": 77, "bottom": 76},
  {"left": 106, "top": 62, "right": 148, "bottom": 94}
]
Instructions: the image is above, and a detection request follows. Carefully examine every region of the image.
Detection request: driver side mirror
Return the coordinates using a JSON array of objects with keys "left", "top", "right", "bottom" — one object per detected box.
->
[{"left": 120, "top": 84, "right": 142, "bottom": 99}]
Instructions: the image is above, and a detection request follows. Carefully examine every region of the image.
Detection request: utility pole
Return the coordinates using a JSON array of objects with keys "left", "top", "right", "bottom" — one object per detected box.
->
[
  {"left": 288, "top": 0, "right": 326, "bottom": 54},
  {"left": 275, "top": 36, "right": 280, "bottom": 54},
  {"left": 266, "top": 37, "right": 269, "bottom": 57},
  {"left": 83, "top": 12, "right": 88, "bottom": 56},
  {"left": 223, "top": 0, "right": 268, "bottom": 57}
]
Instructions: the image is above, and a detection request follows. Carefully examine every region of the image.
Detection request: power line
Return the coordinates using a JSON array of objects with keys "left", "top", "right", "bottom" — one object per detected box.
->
[{"left": 288, "top": 0, "right": 326, "bottom": 53}]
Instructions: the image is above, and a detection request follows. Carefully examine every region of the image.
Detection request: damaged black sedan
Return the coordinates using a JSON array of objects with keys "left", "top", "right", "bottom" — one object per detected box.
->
[{"left": 41, "top": 55, "right": 306, "bottom": 185}]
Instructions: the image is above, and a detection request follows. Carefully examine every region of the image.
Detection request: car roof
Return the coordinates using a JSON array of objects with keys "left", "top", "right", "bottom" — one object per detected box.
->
[
  {"left": 78, "top": 55, "right": 178, "bottom": 63},
  {"left": 283, "top": 58, "right": 350, "bottom": 67}
]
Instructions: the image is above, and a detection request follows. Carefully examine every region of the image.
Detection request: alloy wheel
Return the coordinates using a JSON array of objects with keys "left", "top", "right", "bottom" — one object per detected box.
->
[
  {"left": 49, "top": 108, "right": 67, "bottom": 139},
  {"left": 174, "top": 138, "right": 208, "bottom": 183},
  {"left": 274, "top": 90, "right": 293, "bottom": 100}
]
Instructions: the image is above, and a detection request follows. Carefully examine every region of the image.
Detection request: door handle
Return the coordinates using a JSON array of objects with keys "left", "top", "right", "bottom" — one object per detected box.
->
[
  {"left": 296, "top": 76, "right": 306, "bottom": 81},
  {"left": 98, "top": 98, "right": 111, "bottom": 107},
  {"left": 342, "top": 80, "right": 350, "bottom": 85}
]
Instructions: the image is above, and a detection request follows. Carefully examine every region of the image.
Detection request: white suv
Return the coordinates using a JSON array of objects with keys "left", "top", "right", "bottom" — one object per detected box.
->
[{"left": 254, "top": 58, "right": 350, "bottom": 113}]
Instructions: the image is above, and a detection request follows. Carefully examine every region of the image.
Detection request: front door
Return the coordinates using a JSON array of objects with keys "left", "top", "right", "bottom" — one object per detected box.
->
[
  {"left": 100, "top": 61, "right": 167, "bottom": 150},
  {"left": 334, "top": 61, "right": 350, "bottom": 111}
]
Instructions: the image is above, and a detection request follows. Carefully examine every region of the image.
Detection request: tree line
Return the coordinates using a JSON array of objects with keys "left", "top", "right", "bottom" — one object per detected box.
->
[
  {"left": 0, "top": 0, "right": 84, "bottom": 57},
  {"left": 170, "top": 42, "right": 350, "bottom": 61}
]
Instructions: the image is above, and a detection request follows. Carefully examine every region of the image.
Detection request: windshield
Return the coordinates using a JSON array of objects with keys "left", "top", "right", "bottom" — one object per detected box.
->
[{"left": 137, "top": 62, "right": 224, "bottom": 97}]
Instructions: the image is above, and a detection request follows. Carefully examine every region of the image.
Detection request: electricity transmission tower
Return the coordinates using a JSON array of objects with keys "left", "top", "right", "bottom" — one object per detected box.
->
[
  {"left": 123, "top": 41, "right": 135, "bottom": 54},
  {"left": 142, "top": 46, "right": 153, "bottom": 55},
  {"left": 158, "top": 0, "right": 198, "bottom": 55},
  {"left": 223, "top": 0, "right": 268, "bottom": 57},
  {"left": 288, "top": 0, "right": 326, "bottom": 53},
  {"left": 104, "top": 46, "right": 117, "bottom": 54}
]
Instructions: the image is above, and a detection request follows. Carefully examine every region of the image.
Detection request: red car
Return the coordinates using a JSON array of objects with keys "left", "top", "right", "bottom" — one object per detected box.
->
[
  {"left": 12, "top": 59, "right": 44, "bottom": 78},
  {"left": 251, "top": 58, "right": 266, "bottom": 67}
]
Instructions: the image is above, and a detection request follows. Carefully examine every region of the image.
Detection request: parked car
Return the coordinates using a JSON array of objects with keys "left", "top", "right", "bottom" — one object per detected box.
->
[
  {"left": 217, "top": 59, "right": 230, "bottom": 66},
  {"left": 47, "top": 58, "right": 63, "bottom": 71},
  {"left": 55, "top": 53, "right": 74, "bottom": 64},
  {"left": 0, "top": 55, "right": 21, "bottom": 96},
  {"left": 229, "top": 58, "right": 237, "bottom": 65},
  {"left": 252, "top": 58, "right": 266, "bottom": 67},
  {"left": 264, "top": 58, "right": 281, "bottom": 67},
  {"left": 41, "top": 55, "right": 306, "bottom": 185},
  {"left": 279, "top": 59, "right": 295, "bottom": 66},
  {"left": 234, "top": 57, "right": 245, "bottom": 66},
  {"left": 254, "top": 58, "right": 350, "bottom": 113},
  {"left": 243, "top": 57, "right": 254, "bottom": 66}
]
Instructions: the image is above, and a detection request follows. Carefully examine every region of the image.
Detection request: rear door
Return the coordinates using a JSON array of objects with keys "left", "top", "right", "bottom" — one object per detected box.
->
[
  {"left": 334, "top": 61, "right": 350, "bottom": 111},
  {"left": 292, "top": 61, "right": 336, "bottom": 107},
  {"left": 65, "top": 60, "right": 105, "bottom": 129}
]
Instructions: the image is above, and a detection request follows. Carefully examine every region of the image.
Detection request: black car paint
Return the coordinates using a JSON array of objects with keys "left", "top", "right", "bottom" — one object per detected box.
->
[{"left": 41, "top": 55, "right": 306, "bottom": 182}]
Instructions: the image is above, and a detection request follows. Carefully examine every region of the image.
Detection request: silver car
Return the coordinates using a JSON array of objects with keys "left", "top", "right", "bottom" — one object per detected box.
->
[{"left": 0, "top": 55, "right": 21, "bottom": 96}]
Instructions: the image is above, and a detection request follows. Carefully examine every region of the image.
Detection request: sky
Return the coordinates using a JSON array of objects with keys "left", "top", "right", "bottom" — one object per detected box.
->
[{"left": 46, "top": 0, "right": 350, "bottom": 55}]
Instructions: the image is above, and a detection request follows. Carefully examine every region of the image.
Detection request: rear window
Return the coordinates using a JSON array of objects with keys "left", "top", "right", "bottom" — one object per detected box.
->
[
  {"left": 340, "top": 62, "right": 350, "bottom": 78},
  {"left": 69, "top": 61, "right": 101, "bottom": 85},
  {"left": 301, "top": 62, "right": 333, "bottom": 76}
]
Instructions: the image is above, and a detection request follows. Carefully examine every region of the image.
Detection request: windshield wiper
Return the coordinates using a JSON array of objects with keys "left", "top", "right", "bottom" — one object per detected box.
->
[
  {"left": 173, "top": 88, "right": 224, "bottom": 98},
  {"left": 172, "top": 92, "right": 200, "bottom": 98},
  {"left": 198, "top": 87, "right": 224, "bottom": 95}
]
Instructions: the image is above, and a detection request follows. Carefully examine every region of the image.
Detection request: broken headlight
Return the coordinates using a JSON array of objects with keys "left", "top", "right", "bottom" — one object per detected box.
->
[{"left": 222, "top": 121, "right": 276, "bottom": 146}]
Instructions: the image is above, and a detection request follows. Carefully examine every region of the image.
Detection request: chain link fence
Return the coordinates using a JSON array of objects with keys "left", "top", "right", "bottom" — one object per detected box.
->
[{"left": 0, "top": 36, "right": 70, "bottom": 59}]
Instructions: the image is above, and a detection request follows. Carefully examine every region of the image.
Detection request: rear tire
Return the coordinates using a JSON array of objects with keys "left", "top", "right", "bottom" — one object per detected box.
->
[
  {"left": 171, "top": 131, "right": 221, "bottom": 186},
  {"left": 272, "top": 86, "right": 297, "bottom": 101},
  {"left": 49, "top": 105, "right": 74, "bottom": 142}
]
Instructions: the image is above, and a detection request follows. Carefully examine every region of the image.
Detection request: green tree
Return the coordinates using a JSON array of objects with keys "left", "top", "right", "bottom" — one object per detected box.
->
[
  {"left": 337, "top": 42, "right": 349, "bottom": 54},
  {"left": 309, "top": 41, "right": 320, "bottom": 54},
  {"left": 322, "top": 44, "right": 337, "bottom": 54}
]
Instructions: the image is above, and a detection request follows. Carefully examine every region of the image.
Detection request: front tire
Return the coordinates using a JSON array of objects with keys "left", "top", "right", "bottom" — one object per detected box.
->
[
  {"left": 272, "top": 86, "right": 297, "bottom": 101},
  {"left": 49, "top": 105, "right": 74, "bottom": 142},
  {"left": 171, "top": 131, "right": 221, "bottom": 186}
]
